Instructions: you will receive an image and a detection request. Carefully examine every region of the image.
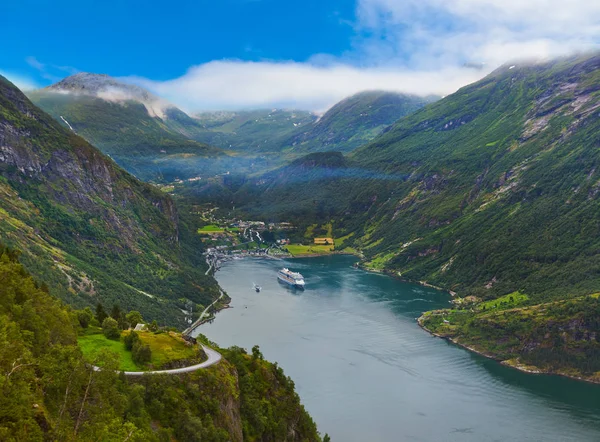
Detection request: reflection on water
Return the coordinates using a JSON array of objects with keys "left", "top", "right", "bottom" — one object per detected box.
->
[{"left": 198, "top": 255, "right": 600, "bottom": 442}]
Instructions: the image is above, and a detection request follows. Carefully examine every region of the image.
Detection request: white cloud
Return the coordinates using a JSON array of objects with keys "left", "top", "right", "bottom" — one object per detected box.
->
[
  {"left": 355, "top": 0, "right": 600, "bottom": 67},
  {"left": 25, "top": 56, "right": 79, "bottom": 82},
  {"left": 95, "top": 86, "right": 171, "bottom": 119},
  {"left": 130, "top": 61, "right": 484, "bottom": 112},
  {"left": 129, "top": 0, "right": 599, "bottom": 111}
]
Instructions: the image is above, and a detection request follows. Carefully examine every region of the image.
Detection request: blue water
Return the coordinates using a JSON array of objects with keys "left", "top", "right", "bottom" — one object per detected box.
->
[{"left": 200, "top": 255, "right": 600, "bottom": 441}]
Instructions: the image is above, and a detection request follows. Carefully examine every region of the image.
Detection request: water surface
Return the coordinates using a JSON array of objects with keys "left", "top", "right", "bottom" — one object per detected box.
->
[{"left": 199, "top": 255, "right": 600, "bottom": 441}]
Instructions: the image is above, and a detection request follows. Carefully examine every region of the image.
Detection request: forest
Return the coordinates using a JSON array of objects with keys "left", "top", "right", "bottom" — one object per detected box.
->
[{"left": 0, "top": 245, "right": 321, "bottom": 441}]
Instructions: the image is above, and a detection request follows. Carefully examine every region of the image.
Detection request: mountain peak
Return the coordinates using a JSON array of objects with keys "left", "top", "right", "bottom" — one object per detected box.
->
[{"left": 45, "top": 72, "right": 173, "bottom": 118}]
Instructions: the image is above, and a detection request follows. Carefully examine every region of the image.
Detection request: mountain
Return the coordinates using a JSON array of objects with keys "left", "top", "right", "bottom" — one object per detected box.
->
[
  {"left": 0, "top": 247, "right": 320, "bottom": 440},
  {"left": 193, "top": 109, "right": 318, "bottom": 150},
  {"left": 0, "top": 74, "right": 221, "bottom": 326},
  {"left": 279, "top": 91, "right": 437, "bottom": 153},
  {"left": 345, "top": 54, "right": 600, "bottom": 298},
  {"left": 28, "top": 73, "right": 224, "bottom": 181},
  {"left": 192, "top": 92, "right": 435, "bottom": 154},
  {"left": 197, "top": 53, "right": 600, "bottom": 376}
]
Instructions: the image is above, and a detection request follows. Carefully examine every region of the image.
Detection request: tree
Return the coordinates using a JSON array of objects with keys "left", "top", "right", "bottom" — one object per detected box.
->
[
  {"left": 149, "top": 320, "right": 159, "bottom": 332},
  {"left": 96, "top": 303, "right": 108, "bottom": 324},
  {"left": 110, "top": 304, "right": 122, "bottom": 321},
  {"left": 323, "top": 434, "right": 331, "bottom": 442},
  {"left": 126, "top": 311, "right": 143, "bottom": 327},
  {"left": 77, "top": 307, "right": 94, "bottom": 328},
  {"left": 124, "top": 331, "right": 140, "bottom": 351},
  {"left": 132, "top": 341, "right": 151, "bottom": 365},
  {"left": 102, "top": 317, "right": 120, "bottom": 340},
  {"left": 252, "top": 345, "right": 263, "bottom": 360}
]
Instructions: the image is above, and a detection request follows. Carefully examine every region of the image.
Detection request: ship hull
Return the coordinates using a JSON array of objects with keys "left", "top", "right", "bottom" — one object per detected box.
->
[{"left": 277, "top": 275, "right": 305, "bottom": 289}]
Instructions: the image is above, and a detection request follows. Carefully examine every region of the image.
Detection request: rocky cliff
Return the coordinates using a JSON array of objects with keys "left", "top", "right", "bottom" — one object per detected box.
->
[{"left": 0, "top": 75, "right": 220, "bottom": 325}]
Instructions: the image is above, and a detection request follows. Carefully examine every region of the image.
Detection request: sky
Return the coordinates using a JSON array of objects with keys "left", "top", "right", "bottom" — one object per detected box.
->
[{"left": 2, "top": 0, "right": 600, "bottom": 111}]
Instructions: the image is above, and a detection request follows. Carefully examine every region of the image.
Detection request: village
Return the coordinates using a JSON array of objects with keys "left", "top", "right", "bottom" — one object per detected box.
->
[{"left": 195, "top": 205, "right": 337, "bottom": 274}]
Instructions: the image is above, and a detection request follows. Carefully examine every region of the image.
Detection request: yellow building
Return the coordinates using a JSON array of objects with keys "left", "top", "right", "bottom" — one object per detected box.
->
[{"left": 314, "top": 238, "right": 334, "bottom": 245}]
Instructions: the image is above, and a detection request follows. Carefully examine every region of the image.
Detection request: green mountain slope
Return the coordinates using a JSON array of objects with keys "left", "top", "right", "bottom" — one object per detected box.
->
[
  {"left": 193, "top": 109, "right": 318, "bottom": 151},
  {"left": 208, "top": 53, "right": 600, "bottom": 302},
  {"left": 191, "top": 53, "right": 600, "bottom": 376},
  {"left": 280, "top": 91, "right": 436, "bottom": 153},
  {"left": 0, "top": 247, "right": 321, "bottom": 441},
  {"left": 421, "top": 292, "right": 600, "bottom": 382},
  {"left": 28, "top": 73, "right": 225, "bottom": 182},
  {"left": 0, "top": 74, "right": 221, "bottom": 326},
  {"left": 192, "top": 92, "right": 434, "bottom": 155},
  {"left": 346, "top": 54, "right": 600, "bottom": 300}
]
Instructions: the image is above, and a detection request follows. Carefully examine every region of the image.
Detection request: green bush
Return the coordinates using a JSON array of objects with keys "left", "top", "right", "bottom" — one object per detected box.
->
[
  {"left": 126, "top": 310, "right": 143, "bottom": 327},
  {"left": 102, "top": 317, "right": 121, "bottom": 340},
  {"left": 124, "top": 330, "right": 140, "bottom": 351},
  {"left": 132, "top": 341, "right": 152, "bottom": 365},
  {"left": 77, "top": 307, "right": 94, "bottom": 328}
]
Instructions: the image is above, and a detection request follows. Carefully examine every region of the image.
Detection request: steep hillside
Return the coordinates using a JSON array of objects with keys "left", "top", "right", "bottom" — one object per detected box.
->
[
  {"left": 191, "top": 92, "right": 433, "bottom": 155},
  {"left": 280, "top": 91, "right": 436, "bottom": 153},
  {"left": 346, "top": 54, "right": 600, "bottom": 301},
  {"left": 192, "top": 53, "right": 600, "bottom": 375},
  {"left": 192, "top": 109, "right": 317, "bottom": 151},
  {"left": 180, "top": 151, "right": 362, "bottom": 224},
  {"left": 0, "top": 248, "right": 321, "bottom": 441},
  {"left": 28, "top": 73, "right": 224, "bottom": 181},
  {"left": 0, "top": 75, "right": 220, "bottom": 326},
  {"left": 215, "top": 53, "right": 600, "bottom": 303},
  {"left": 421, "top": 292, "right": 600, "bottom": 382}
]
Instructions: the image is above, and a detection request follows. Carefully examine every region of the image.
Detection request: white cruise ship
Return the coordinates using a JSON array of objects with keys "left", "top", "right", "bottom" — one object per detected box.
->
[{"left": 277, "top": 268, "right": 305, "bottom": 289}]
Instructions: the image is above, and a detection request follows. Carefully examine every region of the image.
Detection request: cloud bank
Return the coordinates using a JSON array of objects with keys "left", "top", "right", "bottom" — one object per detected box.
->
[
  {"left": 130, "top": 62, "right": 483, "bottom": 112},
  {"left": 127, "top": 0, "right": 599, "bottom": 112}
]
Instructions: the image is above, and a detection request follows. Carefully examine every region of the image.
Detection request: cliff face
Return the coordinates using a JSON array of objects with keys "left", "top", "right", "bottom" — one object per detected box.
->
[{"left": 0, "top": 75, "right": 220, "bottom": 324}]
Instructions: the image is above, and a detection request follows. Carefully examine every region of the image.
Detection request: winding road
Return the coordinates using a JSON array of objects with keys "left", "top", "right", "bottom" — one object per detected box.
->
[
  {"left": 182, "top": 290, "right": 225, "bottom": 336},
  {"left": 93, "top": 344, "right": 222, "bottom": 376}
]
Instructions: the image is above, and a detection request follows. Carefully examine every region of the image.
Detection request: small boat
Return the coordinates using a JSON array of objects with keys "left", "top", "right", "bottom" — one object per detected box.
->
[
  {"left": 253, "top": 284, "right": 261, "bottom": 292},
  {"left": 277, "top": 268, "right": 305, "bottom": 289}
]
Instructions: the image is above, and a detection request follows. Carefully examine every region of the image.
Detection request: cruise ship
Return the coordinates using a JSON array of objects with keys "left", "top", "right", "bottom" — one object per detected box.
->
[{"left": 277, "top": 268, "right": 305, "bottom": 289}]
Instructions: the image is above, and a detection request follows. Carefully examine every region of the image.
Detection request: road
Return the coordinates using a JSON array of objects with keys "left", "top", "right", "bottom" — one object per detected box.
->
[
  {"left": 181, "top": 290, "right": 225, "bottom": 336},
  {"left": 94, "top": 344, "right": 222, "bottom": 376}
]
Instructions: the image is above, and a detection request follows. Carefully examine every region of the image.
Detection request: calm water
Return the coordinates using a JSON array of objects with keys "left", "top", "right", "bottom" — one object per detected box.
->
[{"left": 198, "top": 255, "right": 600, "bottom": 441}]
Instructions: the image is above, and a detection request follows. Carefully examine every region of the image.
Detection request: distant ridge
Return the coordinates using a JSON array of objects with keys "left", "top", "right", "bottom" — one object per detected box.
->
[{"left": 29, "top": 73, "right": 225, "bottom": 181}]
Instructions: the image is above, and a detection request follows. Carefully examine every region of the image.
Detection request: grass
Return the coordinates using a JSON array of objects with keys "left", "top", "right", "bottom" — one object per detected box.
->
[
  {"left": 304, "top": 224, "right": 317, "bottom": 239},
  {"left": 477, "top": 291, "right": 529, "bottom": 311},
  {"left": 285, "top": 244, "right": 334, "bottom": 256},
  {"left": 137, "top": 331, "right": 198, "bottom": 368},
  {"left": 77, "top": 327, "right": 139, "bottom": 371},
  {"left": 198, "top": 224, "right": 225, "bottom": 233},
  {"left": 364, "top": 251, "right": 397, "bottom": 269},
  {"left": 78, "top": 327, "right": 200, "bottom": 371},
  {"left": 334, "top": 233, "right": 354, "bottom": 248}
]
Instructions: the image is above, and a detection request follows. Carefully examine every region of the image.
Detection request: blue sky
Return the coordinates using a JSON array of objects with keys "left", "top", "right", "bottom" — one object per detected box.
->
[
  {"left": 2, "top": 0, "right": 599, "bottom": 110},
  {"left": 2, "top": 0, "right": 357, "bottom": 82}
]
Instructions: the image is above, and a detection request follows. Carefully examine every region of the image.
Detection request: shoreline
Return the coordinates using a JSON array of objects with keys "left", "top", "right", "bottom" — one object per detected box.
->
[
  {"left": 288, "top": 251, "right": 360, "bottom": 259},
  {"left": 184, "top": 289, "right": 232, "bottom": 336},
  {"left": 357, "top": 264, "right": 457, "bottom": 298},
  {"left": 207, "top": 253, "right": 600, "bottom": 386},
  {"left": 417, "top": 315, "right": 600, "bottom": 386}
]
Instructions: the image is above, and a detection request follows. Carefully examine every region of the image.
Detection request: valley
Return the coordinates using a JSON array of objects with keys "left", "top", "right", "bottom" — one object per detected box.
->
[
  {"left": 3, "top": 47, "right": 600, "bottom": 441},
  {"left": 5, "top": 2, "right": 599, "bottom": 441},
  {"left": 23, "top": 53, "right": 600, "bottom": 383},
  {"left": 170, "top": 53, "right": 600, "bottom": 383}
]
